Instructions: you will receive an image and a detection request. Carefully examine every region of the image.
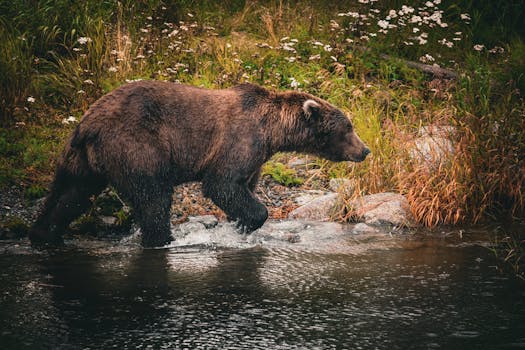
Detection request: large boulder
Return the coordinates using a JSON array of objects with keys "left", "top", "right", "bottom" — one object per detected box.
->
[
  {"left": 288, "top": 192, "right": 339, "bottom": 221},
  {"left": 410, "top": 125, "right": 455, "bottom": 166},
  {"left": 349, "top": 192, "right": 415, "bottom": 227}
]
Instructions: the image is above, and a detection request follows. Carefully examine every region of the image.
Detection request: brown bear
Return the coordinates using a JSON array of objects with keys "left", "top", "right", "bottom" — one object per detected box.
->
[{"left": 29, "top": 81, "right": 370, "bottom": 247}]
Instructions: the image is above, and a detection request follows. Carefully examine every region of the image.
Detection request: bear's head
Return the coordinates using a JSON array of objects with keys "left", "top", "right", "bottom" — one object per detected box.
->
[{"left": 302, "top": 99, "right": 370, "bottom": 162}]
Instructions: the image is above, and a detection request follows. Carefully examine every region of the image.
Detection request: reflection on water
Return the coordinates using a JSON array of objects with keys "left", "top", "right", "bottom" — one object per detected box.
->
[{"left": 1, "top": 224, "right": 524, "bottom": 349}]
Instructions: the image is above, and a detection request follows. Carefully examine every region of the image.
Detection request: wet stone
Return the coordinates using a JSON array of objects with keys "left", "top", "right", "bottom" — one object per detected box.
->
[
  {"left": 350, "top": 192, "right": 415, "bottom": 227},
  {"left": 99, "top": 216, "right": 117, "bottom": 226},
  {"left": 187, "top": 215, "right": 219, "bottom": 229},
  {"left": 288, "top": 193, "right": 339, "bottom": 221},
  {"left": 351, "top": 223, "right": 380, "bottom": 234}
]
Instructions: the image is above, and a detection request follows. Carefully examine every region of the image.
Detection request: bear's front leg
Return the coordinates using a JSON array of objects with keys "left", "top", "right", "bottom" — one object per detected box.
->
[{"left": 203, "top": 178, "right": 268, "bottom": 233}]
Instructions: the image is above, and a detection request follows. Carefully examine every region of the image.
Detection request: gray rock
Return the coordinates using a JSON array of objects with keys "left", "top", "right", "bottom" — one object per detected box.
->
[
  {"left": 288, "top": 192, "right": 339, "bottom": 221},
  {"left": 410, "top": 125, "right": 455, "bottom": 166},
  {"left": 351, "top": 223, "right": 379, "bottom": 234},
  {"left": 349, "top": 192, "right": 415, "bottom": 227},
  {"left": 329, "top": 178, "right": 354, "bottom": 194},
  {"left": 293, "top": 190, "right": 327, "bottom": 205},
  {"left": 287, "top": 156, "right": 309, "bottom": 168},
  {"left": 99, "top": 216, "right": 117, "bottom": 225},
  {"left": 187, "top": 215, "right": 219, "bottom": 229}
]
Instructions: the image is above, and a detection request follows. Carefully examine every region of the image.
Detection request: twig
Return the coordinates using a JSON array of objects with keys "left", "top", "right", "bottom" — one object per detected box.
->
[{"left": 381, "top": 54, "right": 458, "bottom": 79}]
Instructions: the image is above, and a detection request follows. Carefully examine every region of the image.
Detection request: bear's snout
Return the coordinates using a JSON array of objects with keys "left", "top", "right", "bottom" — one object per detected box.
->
[{"left": 361, "top": 147, "right": 371, "bottom": 159}]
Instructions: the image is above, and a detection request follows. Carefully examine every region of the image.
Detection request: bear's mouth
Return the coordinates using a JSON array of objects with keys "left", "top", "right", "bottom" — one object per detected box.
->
[{"left": 347, "top": 155, "right": 366, "bottom": 163}]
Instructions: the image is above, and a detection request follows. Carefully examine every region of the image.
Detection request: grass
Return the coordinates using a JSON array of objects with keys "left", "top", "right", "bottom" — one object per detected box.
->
[
  {"left": 0, "top": 0, "right": 523, "bottom": 236},
  {"left": 262, "top": 162, "right": 303, "bottom": 187}
]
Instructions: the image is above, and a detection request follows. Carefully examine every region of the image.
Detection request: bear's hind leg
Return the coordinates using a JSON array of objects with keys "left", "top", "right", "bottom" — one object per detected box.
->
[
  {"left": 121, "top": 176, "right": 174, "bottom": 248},
  {"left": 30, "top": 175, "right": 107, "bottom": 245}
]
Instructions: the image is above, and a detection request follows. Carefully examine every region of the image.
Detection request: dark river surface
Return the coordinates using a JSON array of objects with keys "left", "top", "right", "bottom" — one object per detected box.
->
[{"left": 1, "top": 221, "right": 524, "bottom": 349}]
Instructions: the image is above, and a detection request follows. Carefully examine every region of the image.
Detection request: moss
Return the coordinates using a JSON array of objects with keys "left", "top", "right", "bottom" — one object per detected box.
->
[
  {"left": 262, "top": 162, "right": 303, "bottom": 187},
  {"left": 0, "top": 216, "right": 29, "bottom": 239},
  {"left": 24, "top": 185, "right": 47, "bottom": 200}
]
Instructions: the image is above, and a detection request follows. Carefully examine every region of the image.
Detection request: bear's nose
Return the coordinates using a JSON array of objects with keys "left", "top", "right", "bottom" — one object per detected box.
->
[{"left": 362, "top": 147, "right": 371, "bottom": 158}]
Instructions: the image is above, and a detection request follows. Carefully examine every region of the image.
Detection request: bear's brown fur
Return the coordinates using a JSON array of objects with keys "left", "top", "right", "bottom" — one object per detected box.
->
[{"left": 30, "top": 81, "right": 369, "bottom": 247}]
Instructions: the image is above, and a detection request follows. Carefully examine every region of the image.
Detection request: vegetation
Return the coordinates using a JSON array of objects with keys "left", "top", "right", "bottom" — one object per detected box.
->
[
  {"left": 262, "top": 162, "right": 303, "bottom": 187},
  {"left": 0, "top": 0, "right": 523, "bottom": 240}
]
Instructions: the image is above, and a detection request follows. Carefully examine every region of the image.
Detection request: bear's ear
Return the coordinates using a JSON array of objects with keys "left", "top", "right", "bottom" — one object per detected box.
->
[{"left": 302, "top": 99, "right": 321, "bottom": 119}]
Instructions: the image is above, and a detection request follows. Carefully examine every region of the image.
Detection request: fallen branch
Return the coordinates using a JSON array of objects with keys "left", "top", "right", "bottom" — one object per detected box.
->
[{"left": 381, "top": 54, "right": 458, "bottom": 79}]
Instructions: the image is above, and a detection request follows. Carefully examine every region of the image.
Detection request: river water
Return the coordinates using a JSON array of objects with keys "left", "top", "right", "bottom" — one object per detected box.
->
[{"left": 1, "top": 220, "right": 524, "bottom": 349}]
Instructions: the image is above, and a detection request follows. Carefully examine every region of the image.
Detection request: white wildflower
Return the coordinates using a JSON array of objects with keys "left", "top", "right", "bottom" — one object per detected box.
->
[
  {"left": 400, "top": 5, "right": 415, "bottom": 15},
  {"left": 425, "top": 1, "right": 434, "bottom": 7},
  {"left": 256, "top": 42, "right": 272, "bottom": 49},
  {"left": 27, "top": 96, "right": 35, "bottom": 103},
  {"left": 83, "top": 79, "right": 94, "bottom": 85},
  {"left": 62, "top": 116, "right": 77, "bottom": 124},
  {"left": 108, "top": 66, "right": 118, "bottom": 72},
  {"left": 358, "top": 0, "right": 369, "bottom": 3},
  {"left": 410, "top": 15, "right": 422, "bottom": 23},
  {"left": 413, "top": 27, "right": 420, "bottom": 33},
  {"left": 489, "top": 46, "right": 504, "bottom": 54},
  {"left": 388, "top": 9, "right": 398, "bottom": 18},
  {"left": 168, "top": 29, "right": 179, "bottom": 37},
  {"left": 290, "top": 77, "right": 300, "bottom": 89},
  {"left": 282, "top": 43, "right": 296, "bottom": 52},
  {"left": 433, "top": 0, "right": 441, "bottom": 3},
  {"left": 338, "top": 11, "right": 360, "bottom": 18},
  {"left": 323, "top": 44, "right": 333, "bottom": 52},
  {"left": 473, "top": 44, "right": 485, "bottom": 51},
  {"left": 419, "top": 54, "right": 435, "bottom": 63},
  {"left": 187, "top": 13, "right": 194, "bottom": 17},
  {"left": 439, "top": 38, "right": 454, "bottom": 48},
  {"left": 377, "top": 20, "right": 389, "bottom": 29},
  {"left": 460, "top": 13, "right": 471, "bottom": 21},
  {"left": 309, "top": 54, "right": 321, "bottom": 60},
  {"left": 77, "top": 37, "right": 92, "bottom": 45},
  {"left": 140, "top": 28, "right": 149, "bottom": 33}
]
